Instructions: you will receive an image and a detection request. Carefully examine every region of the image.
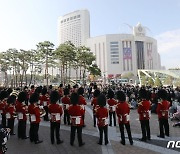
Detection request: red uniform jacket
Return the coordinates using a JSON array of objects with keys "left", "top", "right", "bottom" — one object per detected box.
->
[
  {"left": 40, "top": 94, "right": 50, "bottom": 106},
  {"left": 29, "top": 89, "right": 35, "bottom": 97},
  {"left": 28, "top": 104, "right": 41, "bottom": 123},
  {"left": 91, "top": 97, "right": 98, "bottom": 113},
  {"left": 156, "top": 100, "right": 170, "bottom": 119},
  {"left": 68, "top": 105, "right": 84, "bottom": 126},
  {"left": 107, "top": 98, "right": 117, "bottom": 112},
  {"left": 6, "top": 104, "right": 16, "bottom": 119},
  {"left": 78, "top": 95, "right": 87, "bottom": 105},
  {"left": 48, "top": 104, "right": 63, "bottom": 123},
  {"left": 137, "top": 100, "right": 151, "bottom": 121},
  {"left": 116, "top": 101, "right": 130, "bottom": 124},
  {"left": 96, "top": 107, "right": 108, "bottom": 127},
  {"left": 0, "top": 100, "right": 7, "bottom": 115},
  {"left": 16, "top": 100, "right": 28, "bottom": 121},
  {"left": 58, "top": 88, "right": 64, "bottom": 97},
  {"left": 61, "top": 96, "right": 71, "bottom": 110}
]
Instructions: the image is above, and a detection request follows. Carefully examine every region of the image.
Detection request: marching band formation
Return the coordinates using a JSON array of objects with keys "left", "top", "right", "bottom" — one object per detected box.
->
[{"left": 0, "top": 83, "right": 178, "bottom": 153}]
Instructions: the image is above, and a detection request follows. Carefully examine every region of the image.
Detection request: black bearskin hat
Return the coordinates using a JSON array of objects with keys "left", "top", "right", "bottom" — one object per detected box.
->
[
  {"left": 158, "top": 89, "right": 167, "bottom": 100},
  {"left": 116, "top": 91, "right": 126, "bottom": 102},
  {"left": 50, "top": 90, "right": 60, "bottom": 104},
  {"left": 29, "top": 93, "right": 39, "bottom": 104},
  {"left": 107, "top": 89, "right": 114, "bottom": 99},
  {"left": 7, "top": 95, "right": 16, "bottom": 105},
  {"left": 97, "top": 94, "right": 106, "bottom": 107},
  {"left": 93, "top": 89, "right": 100, "bottom": 97},
  {"left": 70, "top": 93, "right": 79, "bottom": 105},
  {"left": 17, "top": 91, "right": 27, "bottom": 103},
  {"left": 64, "top": 88, "right": 70, "bottom": 95},
  {"left": 0, "top": 90, "right": 8, "bottom": 101},
  {"left": 78, "top": 87, "right": 84, "bottom": 95},
  {"left": 139, "top": 88, "right": 147, "bottom": 99}
]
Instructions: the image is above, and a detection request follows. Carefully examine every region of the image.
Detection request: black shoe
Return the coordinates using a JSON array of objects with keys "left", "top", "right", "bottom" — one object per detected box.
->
[
  {"left": 139, "top": 138, "right": 146, "bottom": 142},
  {"left": 120, "top": 141, "right": 125, "bottom": 145},
  {"left": 70, "top": 142, "right": 74, "bottom": 146},
  {"left": 10, "top": 133, "right": 16, "bottom": 135},
  {"left": 22, "top": 136, "right": 29, "bottom": 139},
  {"left": 97, "top": 142, "right": 102, "bottom": 145},
  {"left": 83, "top": 125, "right": 86, "bottom": 127},
  {"left": 57, "top": 140, "right": 63, "bottom": 144},
  {"left": 35, "top": 140, "right": 43, "bottom": 144},
  {"left": 51, "top": 141, "right": 54, "bottom": 144},
  {"left": 157, "top": 135, "right": 164, "bottom": 138},
  {"left": 79, "top": 142, "right": 85, "bottom": 147},
  {"left": 30, "top": 139, "right": 34, "bottom": 142},
  {"left": 105, "top": 141, "right": 109, "bottom": 145},
  {"left": 147, "top": 138, "right": 151, "bottom": 141},
  {"left": 130, "top": 141, "right": 133, "bottom": 145},
  {"left": 109, "top": 124, "right": 112, "bottom": 126}
]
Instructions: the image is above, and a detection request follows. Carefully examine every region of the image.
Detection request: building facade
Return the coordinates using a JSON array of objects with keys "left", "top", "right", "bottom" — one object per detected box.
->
[
  {"left": 58, "top": 9, "right": 90, "bottom": 47},
  {"left": 86, "top": 23, "right": 161, "bottom": 78}
]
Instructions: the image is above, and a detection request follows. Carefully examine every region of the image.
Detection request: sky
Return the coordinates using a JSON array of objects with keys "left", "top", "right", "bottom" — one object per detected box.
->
[{"left": 0, "top": 0, "right": 180, "bottom": 69}]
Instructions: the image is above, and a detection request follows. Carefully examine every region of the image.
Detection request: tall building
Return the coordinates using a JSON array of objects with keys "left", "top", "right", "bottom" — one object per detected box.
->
[
  {"left": 58, "top": 9, "right": 90, "bottom": 47},
  {"left": 86, "top": 23, "right": 161, "bottom": 78}
]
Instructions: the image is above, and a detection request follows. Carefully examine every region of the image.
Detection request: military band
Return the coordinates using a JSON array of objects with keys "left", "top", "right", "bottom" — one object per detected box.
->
[{"left": 0, "top": 84, "right": 178, "bottom": 153}]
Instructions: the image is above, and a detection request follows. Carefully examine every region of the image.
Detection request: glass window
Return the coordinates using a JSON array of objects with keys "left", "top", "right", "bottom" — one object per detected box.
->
[
  {"left": 70, "top": 17, "right": 73, "bottom": 20},
  {"left": 110, "top": 45, "right": 119, "bottom": 47},
  {"left": 77, "top": 15, "right": 80, "bottom": 18},
  {"left": 111, "top": 55, "right": 119, "bottom": 57},
  {"left": 110, "top": 42, "right": 118, "bottom": 44},
  {"left": 74, "top": 16, "right": 76, "bottom": 19},
  {"left": 64, "top": 19, "right": 66, "bottom": 22},
  {"left": 67, "top": 18, "right": 69, "bottom": 21}
]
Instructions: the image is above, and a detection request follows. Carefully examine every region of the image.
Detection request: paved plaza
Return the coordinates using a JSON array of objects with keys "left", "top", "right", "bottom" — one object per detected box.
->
[{"left": 7, "top": 100, "right": 180, "bottom": 154}]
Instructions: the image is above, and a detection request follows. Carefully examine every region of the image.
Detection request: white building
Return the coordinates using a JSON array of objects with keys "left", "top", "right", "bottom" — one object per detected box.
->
[
  {"left": 86, "top": 23, "right": 161, "bottom": 78},
  {"left": 58, "top": 9, "right": 90, "bottom": 47}
]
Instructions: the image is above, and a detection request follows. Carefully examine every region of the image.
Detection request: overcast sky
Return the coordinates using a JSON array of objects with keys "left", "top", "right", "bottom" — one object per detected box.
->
[{"left": 0, "top": 0, "right": 180, "bottom": 69}]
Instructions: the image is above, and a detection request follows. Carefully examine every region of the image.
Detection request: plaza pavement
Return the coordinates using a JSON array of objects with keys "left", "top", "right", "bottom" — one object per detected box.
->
[{"left": 6, "top": 99, "right": 180, "bottom": 154}]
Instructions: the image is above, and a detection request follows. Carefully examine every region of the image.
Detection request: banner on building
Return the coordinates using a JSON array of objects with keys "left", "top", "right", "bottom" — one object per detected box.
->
[{"left": 123, "top": 48, "right": 132, "bottom": 60}]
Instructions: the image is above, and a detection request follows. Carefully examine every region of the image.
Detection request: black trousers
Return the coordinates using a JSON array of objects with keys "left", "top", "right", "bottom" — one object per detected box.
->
[
  {"left": 93, "top": 114, "right": 96, "bottom": 127},
  {"left": 43, "top": 106, "right": 49, "bottom": 121},
  {"left": 140, "top": 120, "right": 151, "bottom": 140},
  {"left": 98, "top": 125, "right": 108, "bottom": 144},
  {"left": 7, "top": 118, "right": 15, "bottom": 134},
  {"left": 18, "top": 120, "right": 27, "bottom": 139},
  {"left": 70, "top": 126, "right": 83, "bottom": 145},
  {"left": 119, "top": 123, "right": 133, "bottom": 143},
  {"left": 159, "top": 118, "right": 169, "bottom": 137},
  {"left": 109, "top": 111, "right": 116, "bottom": 126},
  {"left": 50, "top": 122, "right": 61, "bottom": 144},
  {"left": 64, "top": 110, "right": 70, "bottom": 125},
  {"left": 29, "top": 123, "right": 39, "bottom": 142},
  {"left": 1, "top": 114, "right": 6, "bottom": 128}
]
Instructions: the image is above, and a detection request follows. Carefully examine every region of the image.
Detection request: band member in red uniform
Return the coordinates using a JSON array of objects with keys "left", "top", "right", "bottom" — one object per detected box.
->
[
  {"left": 138, "top": 88, "right": 151, "bottom": 142},
  {"left": 91, "top": 89, "right": 100, "bottom": 127},
  {"left": 77, "top": 87, "right": 87, "bottom": 127},
  {"left": 28, "top": 93, "right": 43, "bottom": 144},
  {"left": 116, "top": 91, "right": 133, "bottom": 145},
  {"left": 68, "top": 93, "right": 85, "bottom": 147},
  {"left": 156, "top": 89, "right": 170, "bottom": 138},
  {"left": 48, "top": 90, "right": 63, "bottom": 144},
  {"left": 107, "top": 90, "right": 117, "bottom": 126},
  {"left": 6, "top": 95, "right": 16, "bottom": 135},
  {"left": 16, "top": 91, "right": 29, "bottom": 139},
  {"left": 29, "top": 85, "right": 35, "bottom": 97},
  {"left": 58, "top": 84, "right": 64, "bottom": 102},
  {"left": 0, "top": 91, "right": 8, "bottom": 128},
  {"left": 96, "top": 94, "right": 109, "bottom": 145},
  {"left": 40, "top": 87, "right": 49, "bottom": 121},
  {"left": 61, "top": 88, "right": 71, "bottom": 125}
]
